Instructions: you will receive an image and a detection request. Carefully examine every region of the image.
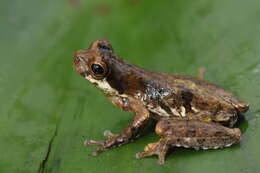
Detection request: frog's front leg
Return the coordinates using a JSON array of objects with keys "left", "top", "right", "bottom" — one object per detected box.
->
[
  {"left": 85, "top": 96, "right": 150, "bottom": 156},
  {"left": 136, "top": 118, "right": 241, "bottom": 164}
]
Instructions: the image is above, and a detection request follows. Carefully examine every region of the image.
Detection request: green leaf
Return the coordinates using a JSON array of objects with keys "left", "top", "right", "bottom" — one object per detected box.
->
[{"left": 0, "top": 0, "right": 259, "bottom": 172}]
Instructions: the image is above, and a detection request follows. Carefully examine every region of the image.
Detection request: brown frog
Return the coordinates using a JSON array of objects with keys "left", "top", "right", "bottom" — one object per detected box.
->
[{"left": 73, "top": 39, "right": 249, "bottom": 164}]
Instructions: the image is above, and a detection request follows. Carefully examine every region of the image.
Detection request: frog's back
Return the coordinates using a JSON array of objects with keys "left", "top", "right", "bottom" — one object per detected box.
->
[
  {"left": 104, "top": 57, "right": 248, "bottom": 114},
  {"left": 170, "top": 74, "right": 249, "bottom": 113}
]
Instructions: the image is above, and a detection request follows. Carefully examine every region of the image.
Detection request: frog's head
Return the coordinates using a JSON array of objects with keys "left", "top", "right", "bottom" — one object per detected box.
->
[
  {"left": 73, "top": 39, "right": 121, "bottom": 94},
  {"left": 73, "top": 40, "right": 113, "bottom": 79}
]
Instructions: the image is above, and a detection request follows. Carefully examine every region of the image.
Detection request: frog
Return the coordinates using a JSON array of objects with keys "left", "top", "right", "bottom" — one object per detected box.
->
[{"left": 73, "top": 39, "right": 249, "bottom": 164}]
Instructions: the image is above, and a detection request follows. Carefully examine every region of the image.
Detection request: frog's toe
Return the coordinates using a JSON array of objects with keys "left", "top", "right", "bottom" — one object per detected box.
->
[
  {"left": 135, "top": 150, "right": 166, "bottom": 165},
  {"left": 135, "top": 140, "right": 169, "bottom": 164},
  {"left": 84, "top": 139, "right": 105, "bottom": 146},
  {"left": 135, "top": 151, "right": 157, "bottom": 159},
  {"left": 89, "top": 137, "right": 124, "bottom": 156},
  {"left": 103, "top": 130, "right": 117, "bottom": 138},
  {"left": 158, "top": 153, "right": 166, "bottom": 165},
  {"left": 91, "top": 147, "right": 109, "bottom": 156}
]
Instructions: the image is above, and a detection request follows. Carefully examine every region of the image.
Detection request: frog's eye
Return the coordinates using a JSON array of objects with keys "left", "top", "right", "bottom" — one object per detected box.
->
[
  {"left": 90, "top": 62, "right": 108, "bottom": 79},
  {"left": 89, "top": 40, "right": 113, "bottom": 52},
  {"left": 92, "top": 64, "right": 104, "bottom": 74}
]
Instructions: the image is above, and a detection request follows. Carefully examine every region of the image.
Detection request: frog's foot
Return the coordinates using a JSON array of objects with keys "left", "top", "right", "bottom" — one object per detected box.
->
[
  {"left": 84, "top": 130, "right": 132, "bottom": 156},
  {"left": 136, "top": 139, "right": 169, "bottom": 165}
]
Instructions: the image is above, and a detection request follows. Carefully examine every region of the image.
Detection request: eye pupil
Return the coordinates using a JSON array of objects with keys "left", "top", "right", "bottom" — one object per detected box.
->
[{"left": 91, "top": 64, "right": 104, "bottom": 75}]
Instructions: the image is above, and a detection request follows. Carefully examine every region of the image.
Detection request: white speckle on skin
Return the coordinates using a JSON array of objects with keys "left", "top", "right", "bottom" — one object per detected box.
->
[
  {"left": 192, "top": 107, "right": 199, "bottom": 113},
  {"left": 159, "top": 88, "right": 170, "bottom": 98},
  {"left": 184, "top": 137, "right": 191, "bottom": 143},
  {"left": 225, "top": 143, "right": 232, "bottom": 147},
  {"left": 147, "top": 104, "right": 170, "bottom": 116},
  {"left": 143, "top": 94, "right": 147, "bottom": 101},
  {"left": 202, "top": 146, "right": 208, "bottom": 150},
  {"left": 134, "top": 91, "right": 142, "bottom": 99},
  {"left": 180, "top": 106, "right": 186, "bottom": 117},
  {"left": 134, "top": 91, "right": 148, "bottom": 101},
  {"left": 145, "top": 85, "right": 170, "bottom": 100},
  {"left": 85, "top": 76, "right": 128, "bottom": 97},
  {"left": 170, "top": 108, "right": 181, "bottom": 116}
]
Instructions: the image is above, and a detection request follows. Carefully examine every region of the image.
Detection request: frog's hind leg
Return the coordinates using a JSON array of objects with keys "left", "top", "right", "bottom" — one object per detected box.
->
[
  {"left": 136, "top": 139, "right": 170, "bottom": 165},
  {"left": 136, "top": 118, "right": 241, "bottom": 164}
]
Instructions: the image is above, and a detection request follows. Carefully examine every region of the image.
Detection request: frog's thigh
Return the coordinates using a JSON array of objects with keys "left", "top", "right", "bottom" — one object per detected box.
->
[
  {"left": 155, "top": 118, "right": 241, "bottom": 150},
  {"left": 136, "top": 119, "right": 241, "bottom": 164}
]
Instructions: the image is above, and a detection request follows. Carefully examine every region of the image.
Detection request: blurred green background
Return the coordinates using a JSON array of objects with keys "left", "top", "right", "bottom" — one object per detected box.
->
[{"left": 1, "top": 0, "right": 260, "bottom": 172}]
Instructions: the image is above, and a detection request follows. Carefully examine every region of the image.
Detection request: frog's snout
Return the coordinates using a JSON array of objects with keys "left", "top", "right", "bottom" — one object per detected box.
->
[
  {"left": 73, "top": 54, "right": 89, "bottom": 77},
  {"left": 73, "top": 55, "right": 84, "bottom": 69},
  {"left": 73, "top": 55, "right": 86, "bottom": 65},
  {"left": 73, "top": 55, "right": 80, "bottom": 65}
]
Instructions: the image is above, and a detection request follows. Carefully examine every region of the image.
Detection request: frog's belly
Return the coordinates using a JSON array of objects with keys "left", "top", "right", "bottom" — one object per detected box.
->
[{"left": 147, "top": 104, "right": 187, "bottom": 118}]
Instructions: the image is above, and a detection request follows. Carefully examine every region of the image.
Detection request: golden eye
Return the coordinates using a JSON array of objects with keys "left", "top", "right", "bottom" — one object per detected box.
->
[{"left": 90, "top": 62, "right": 108, "bottom": 79}]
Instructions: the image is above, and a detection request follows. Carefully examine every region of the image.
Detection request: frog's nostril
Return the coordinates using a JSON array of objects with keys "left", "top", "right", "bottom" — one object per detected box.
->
[
  {"left": 73, "top": 57, "right": 83, "bottom": 69},
  {"left": 75, "top": 56, "right": 81, "bottom": 61},
  {"left": 73, "top": 56, "right": 78, "bottom": 64},
  {"left": 74, "top": 56, "right": 84, "bottom": 64}
]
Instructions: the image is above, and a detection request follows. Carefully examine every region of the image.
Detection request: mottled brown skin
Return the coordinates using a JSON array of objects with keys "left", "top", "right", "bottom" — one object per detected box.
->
[{"left": 73, "top": 39, "right": 249, "bottom": 164}]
